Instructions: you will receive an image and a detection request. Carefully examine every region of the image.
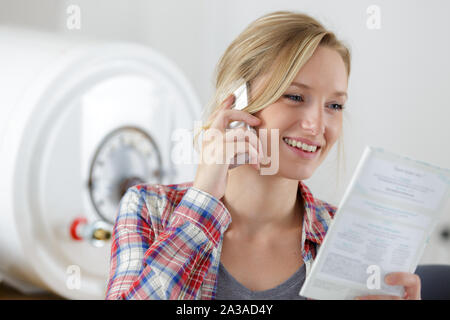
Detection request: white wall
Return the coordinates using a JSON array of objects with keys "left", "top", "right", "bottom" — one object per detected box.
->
[{"left": 1, "top": 0, "right": 449, "bottom": 263}]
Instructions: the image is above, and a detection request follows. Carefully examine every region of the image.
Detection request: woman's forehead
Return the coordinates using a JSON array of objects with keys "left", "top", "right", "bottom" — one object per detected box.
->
[
  {"left": 249, "top": 46, "right": 348, "bottom": 99},
  {"left": 291, "top": 47, "right": 348, "bottom": 89}
]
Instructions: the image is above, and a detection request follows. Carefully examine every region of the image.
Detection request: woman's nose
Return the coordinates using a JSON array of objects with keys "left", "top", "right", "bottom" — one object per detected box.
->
[{"left": 300, "top": 106, "right": 325, "bottom": 135}]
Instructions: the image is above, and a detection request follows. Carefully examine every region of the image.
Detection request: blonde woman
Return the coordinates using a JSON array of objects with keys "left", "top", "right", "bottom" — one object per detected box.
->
[{"left": 105, "top": 11, "right": 421, "bottom": 300}]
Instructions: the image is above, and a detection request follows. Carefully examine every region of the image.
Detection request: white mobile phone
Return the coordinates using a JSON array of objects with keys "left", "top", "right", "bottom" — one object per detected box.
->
[
  {"left": 227, "top": 81, "right": 253, "bottom": 169},
  {"left": 228, "top": 82, "right": 251, "bottom": 130}
]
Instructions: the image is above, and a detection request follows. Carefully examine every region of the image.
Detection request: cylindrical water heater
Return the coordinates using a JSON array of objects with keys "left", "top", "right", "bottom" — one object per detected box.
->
[{"left": 0, "top": 27, "right": 201, "bottom": 299}]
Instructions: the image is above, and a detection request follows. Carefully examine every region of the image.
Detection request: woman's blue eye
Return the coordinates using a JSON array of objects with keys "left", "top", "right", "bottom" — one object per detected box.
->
[
  {"left": 284, "top": 94, "right": 345, "bottom": 111},
  {"left": 284, "top": 94, "right": 303, "bottom": 102},
  {"left": 328, "top": 103, "right": 344, "bottom": 111}
]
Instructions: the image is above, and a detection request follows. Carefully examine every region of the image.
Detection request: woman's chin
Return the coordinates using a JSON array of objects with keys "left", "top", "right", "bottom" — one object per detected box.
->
[{"left": 279, "top": 165, "right": 315, "bottom": 181}]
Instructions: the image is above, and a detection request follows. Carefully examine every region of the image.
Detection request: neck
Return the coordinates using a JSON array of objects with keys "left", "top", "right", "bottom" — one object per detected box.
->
[{"left": 220, "top": 165, "right": 304, "bottom": 239}]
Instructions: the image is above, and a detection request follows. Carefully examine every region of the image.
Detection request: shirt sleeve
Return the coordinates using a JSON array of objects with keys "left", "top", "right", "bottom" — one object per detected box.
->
[{"left": 105, "top": 185, "right": 231, "bottom": 300}]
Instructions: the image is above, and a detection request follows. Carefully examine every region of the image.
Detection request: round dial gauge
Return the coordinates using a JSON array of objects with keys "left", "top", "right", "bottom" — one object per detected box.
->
[{"left": 88, "top": 126, "right": 162, "bottom": 224}]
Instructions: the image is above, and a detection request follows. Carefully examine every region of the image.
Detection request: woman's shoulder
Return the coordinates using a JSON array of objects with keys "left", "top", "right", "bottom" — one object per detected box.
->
[
  {"left": 298, "top": 181, "right": 337, "bottom": 220},
  {"left": 131, "top": 180, "right": 194, "bottom": 196},
  {"left": 121, "top": 181, "right": 195, "bottom": 229},
  {"left": 130, "top": 181, "right": 194, "bottom": 209},
  {"left": 312, "top": 197, "right": 338, "bottom": 220}
]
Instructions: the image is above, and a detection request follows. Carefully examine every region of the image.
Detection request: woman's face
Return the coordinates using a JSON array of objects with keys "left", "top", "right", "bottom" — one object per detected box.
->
[{"left": 252, "top": 45, "right": 348, "bottom": 179}]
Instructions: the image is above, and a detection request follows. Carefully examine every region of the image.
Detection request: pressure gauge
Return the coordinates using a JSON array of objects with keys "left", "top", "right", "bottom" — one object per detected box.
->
[{"left": 88, "top": 126, "right": 162, "bottom": 224}]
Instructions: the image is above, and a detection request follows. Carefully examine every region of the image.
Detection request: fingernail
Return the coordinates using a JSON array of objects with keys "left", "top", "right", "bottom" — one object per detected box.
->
[
  {"left": 385, "top": 275, "right": 393, "bottom": 284},
  {"left": 226, "top": 94, "right": 235, "bottom": 103}
]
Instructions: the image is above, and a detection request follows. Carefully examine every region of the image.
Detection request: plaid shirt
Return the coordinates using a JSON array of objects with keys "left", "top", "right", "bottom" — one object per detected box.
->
[{"left": 105, "top": 180, "right": 336, "bottom": 300}]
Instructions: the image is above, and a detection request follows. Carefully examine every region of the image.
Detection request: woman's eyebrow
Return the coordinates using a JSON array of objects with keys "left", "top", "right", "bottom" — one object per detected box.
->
[{"left": 290, "top": 81, "right": 348, "bottom": 98}]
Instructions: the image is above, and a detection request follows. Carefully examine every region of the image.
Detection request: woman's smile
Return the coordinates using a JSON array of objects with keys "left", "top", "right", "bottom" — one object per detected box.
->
[{"left": 282, "top": 137, "right": 322, "bottom": 160}]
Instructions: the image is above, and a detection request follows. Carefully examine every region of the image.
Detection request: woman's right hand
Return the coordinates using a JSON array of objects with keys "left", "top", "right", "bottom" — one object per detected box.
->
[{"left": 193, "top": 93, "right": 263, "bottom": 200}]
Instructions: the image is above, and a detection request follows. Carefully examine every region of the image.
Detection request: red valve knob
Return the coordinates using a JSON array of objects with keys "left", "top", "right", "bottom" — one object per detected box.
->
[{"left": 70, "top": 217, "right": 88, "bottom": 240}]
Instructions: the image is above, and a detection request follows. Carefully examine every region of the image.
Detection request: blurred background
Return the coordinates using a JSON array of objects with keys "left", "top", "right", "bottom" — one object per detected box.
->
[{"left": 0, "top": 0, "right": 449, "bottom": 299}]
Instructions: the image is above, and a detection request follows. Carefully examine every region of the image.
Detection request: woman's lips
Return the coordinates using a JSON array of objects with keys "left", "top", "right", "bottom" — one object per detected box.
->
[
  {"left": 282, "top": 136, "right": 322, "bottom": 147},
  {"left": 283, "top": 138, "right": 321, "bottom": 160}
]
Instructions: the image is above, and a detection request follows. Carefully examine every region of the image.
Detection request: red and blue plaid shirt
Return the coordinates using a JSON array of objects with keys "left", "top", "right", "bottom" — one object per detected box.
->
[{"left": 105, "top": 180, "right": 336, "bottom": 300}]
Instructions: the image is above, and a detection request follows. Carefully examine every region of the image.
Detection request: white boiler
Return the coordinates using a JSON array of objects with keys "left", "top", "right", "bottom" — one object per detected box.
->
[{"left": 0, "top": 27, "right": 201, "bottom": 299}]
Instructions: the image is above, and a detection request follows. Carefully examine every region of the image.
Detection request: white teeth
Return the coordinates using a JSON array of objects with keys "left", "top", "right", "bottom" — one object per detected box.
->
[{"left": 283, "top": 138, "right": 318, "bottom": 152}]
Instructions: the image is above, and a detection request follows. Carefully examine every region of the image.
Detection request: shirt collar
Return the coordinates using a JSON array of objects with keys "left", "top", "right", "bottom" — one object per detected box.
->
[
  {"left": 184, "top": 180, "right": 333, "bottom": 246},
  {"left": 298, "top": 180, "right": 333, "bottom": 245}
]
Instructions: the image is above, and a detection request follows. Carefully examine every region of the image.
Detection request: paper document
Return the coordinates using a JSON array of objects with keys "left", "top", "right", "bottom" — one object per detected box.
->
[{"left": 300, "top": 146, "right": 450, "bottom": 300}]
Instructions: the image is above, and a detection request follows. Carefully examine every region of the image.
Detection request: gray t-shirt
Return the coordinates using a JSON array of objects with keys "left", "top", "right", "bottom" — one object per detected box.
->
[{"left": 215, "top": 262, "right": 307, "bottom": 300}]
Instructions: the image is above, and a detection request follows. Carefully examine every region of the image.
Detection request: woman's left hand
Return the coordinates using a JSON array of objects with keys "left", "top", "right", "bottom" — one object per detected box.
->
[{"left": 355, "top": 272, "right": 421, "bottom": 300}]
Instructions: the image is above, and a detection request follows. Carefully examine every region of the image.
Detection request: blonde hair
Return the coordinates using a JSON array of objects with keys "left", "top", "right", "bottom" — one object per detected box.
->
[{"left": 193, "top": 11, "right": 351, "bottom": 181}]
